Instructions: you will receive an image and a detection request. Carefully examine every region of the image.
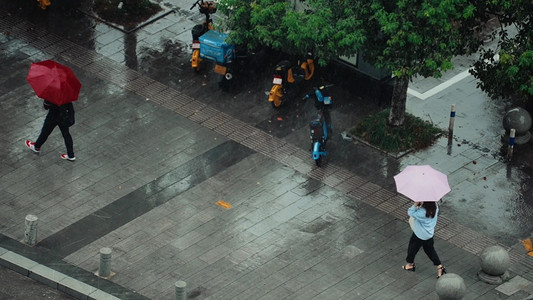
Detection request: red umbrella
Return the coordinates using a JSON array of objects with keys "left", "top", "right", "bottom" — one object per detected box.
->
[{"left": 26, "top": 60, "right": 81, "bottom": 105}]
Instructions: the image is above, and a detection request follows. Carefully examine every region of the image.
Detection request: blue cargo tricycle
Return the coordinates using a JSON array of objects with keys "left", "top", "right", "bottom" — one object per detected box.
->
[{"left": 190, "top": 0, "right": 236, "bottom": 81}]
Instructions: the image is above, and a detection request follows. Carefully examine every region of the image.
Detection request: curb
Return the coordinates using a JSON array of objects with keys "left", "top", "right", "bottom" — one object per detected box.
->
[
  {"left": 0, "top": 233, "right": 148, "bottom": 300},
  {"left": 0, "top": 246, "right": 119, "bottom": 300}
]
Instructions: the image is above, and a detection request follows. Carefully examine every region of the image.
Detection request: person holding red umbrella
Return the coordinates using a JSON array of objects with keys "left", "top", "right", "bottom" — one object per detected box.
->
[
  {"left": 25, "top": 60, "right": 80, "bottom": 161},
  {"left": 26, "top": 100, "right": 76, "bottom": 161}
]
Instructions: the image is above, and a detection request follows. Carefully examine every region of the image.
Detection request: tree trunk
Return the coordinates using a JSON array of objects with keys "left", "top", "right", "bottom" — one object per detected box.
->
[{"left": 388, "top": 76, "right": 409, "bottom": 126}]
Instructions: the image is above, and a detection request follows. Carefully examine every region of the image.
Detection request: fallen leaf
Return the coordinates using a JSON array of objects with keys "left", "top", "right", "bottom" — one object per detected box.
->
[{"left": 522, "top": 238, "right": 533, "bottom": 252}]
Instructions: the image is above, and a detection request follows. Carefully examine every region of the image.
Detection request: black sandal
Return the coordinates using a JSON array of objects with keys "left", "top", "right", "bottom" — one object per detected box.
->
[
  {"left": 402, "top": 263, "right": 415, "bottom": 272},
  {"left": 437, "top": 265, "right": 447, "bottom": 278}
]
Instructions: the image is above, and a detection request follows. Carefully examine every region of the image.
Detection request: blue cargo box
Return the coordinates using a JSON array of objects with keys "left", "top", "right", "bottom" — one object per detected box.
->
[{"left": 199, "top": 30, "right": 235, "bottom": 64}]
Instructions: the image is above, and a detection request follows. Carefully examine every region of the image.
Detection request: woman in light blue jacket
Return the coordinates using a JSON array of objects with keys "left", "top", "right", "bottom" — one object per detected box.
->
[{"left": 402, "top": 201, "right": 447, "bottom": 278}]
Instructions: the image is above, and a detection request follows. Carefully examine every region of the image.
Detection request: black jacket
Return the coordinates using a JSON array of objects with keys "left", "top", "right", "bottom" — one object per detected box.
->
[{"left": 44, "top": 101, "right": 75, "bottom": 127}]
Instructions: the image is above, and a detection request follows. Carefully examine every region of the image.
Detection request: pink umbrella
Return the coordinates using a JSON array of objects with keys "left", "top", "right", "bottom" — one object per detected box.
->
[{"left": 394, "top": 165, "right": 451, "bottom": 202}]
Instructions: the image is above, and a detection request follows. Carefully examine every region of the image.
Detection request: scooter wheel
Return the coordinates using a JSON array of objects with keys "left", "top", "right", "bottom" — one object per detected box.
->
[
  {"left": 271, "top": 97, "right": 283, "bottom": 108},
  {"left": 271, "top": 101, "right": 282, "bottom": 109},
  {"left": 315, "top": 156, "right": 322, "bottom": 167}
]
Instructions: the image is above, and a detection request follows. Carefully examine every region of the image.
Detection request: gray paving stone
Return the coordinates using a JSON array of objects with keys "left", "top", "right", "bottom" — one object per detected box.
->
[
  {"left": 496, "top": 275, "right": 533, "bottom": 296},
  {"left": 257, "top": 285, "right": 295, "bottom": 300},
  {"left": 58, "top": 275, "right": 97, "bottom": 300},
  {"left": 87, "top": 289, "right": 121, "bottom": 300}
]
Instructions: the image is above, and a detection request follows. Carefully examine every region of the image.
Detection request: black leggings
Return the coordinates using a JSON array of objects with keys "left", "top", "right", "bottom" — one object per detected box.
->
[
  {"left": 35, "top": 113, "right": 74, "bottom": 157},
  {"left": 406, "top": 233, "right": 441, "bottom": 265}
]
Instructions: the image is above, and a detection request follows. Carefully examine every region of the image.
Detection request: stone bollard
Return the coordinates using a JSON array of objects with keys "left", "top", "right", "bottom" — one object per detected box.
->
[
  {"left": 97, "top": 247, "right": 112, "bottom": 278},
  {"left": 448, "top": 104, "right": 456, "bottom": 139},
  {"left": 507, "top": 128, "right": 516, "bottom": 160},
  {"left": 24, "top": 214, "right": 38, "bottom": 246},
  {"left": 502, "top": 107, "right": 531, "bottom": 144},
  {"left": 174, "top": 281, "right": 186, "bottom": 300},
  {"left": 477, "top": 245, "right": 510, "bottom": 284},
  {"left": 447, "top": 104, "right": 456, "bottom": 155},
  {"left": 435, "top": 273, "right": 466, "bottom": 300}
]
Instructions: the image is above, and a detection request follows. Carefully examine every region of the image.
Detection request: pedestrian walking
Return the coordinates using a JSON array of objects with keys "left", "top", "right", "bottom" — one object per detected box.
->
[
  {"left": 402, "top": 201, "right": 447, "bottom": 278},
  {"left": 26, "top": 100, "right": 76, "bottom": 161}
]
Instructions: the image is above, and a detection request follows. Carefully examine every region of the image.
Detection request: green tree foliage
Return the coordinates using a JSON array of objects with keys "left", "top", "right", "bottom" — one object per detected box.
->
[
  {"left": 471, "top": 0, "right": 533, "bottom": 102},
  {"left": 350, "top": 0, "right": 483, "bottom": 125},
  {"left": 217, "top": 0, "right": 366, "bottom": 64},
  {"left": 218, "top": 0, "right": 483, "bottom": 125}
]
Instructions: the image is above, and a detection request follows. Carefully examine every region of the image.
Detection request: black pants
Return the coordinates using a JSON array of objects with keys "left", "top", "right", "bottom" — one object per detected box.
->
[
  {"left": 35, "top": 113, "right": 74, "bottom": 158},
  {"left": 406, "top": 233, "right": 441, "bottom": 265}
]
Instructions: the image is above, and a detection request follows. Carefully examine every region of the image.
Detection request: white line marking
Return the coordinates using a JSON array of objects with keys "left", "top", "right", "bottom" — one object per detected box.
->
[{"left": 408, "top": 68, "right": 472, "bottom": 100}]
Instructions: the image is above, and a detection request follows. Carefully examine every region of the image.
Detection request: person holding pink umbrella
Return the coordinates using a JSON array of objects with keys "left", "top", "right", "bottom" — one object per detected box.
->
[
  {"left": 402, "top": 201, "right": 446, "bottom": 278},
  {"left": 394, "top": 165, "right": 451, "bottom": 279}
]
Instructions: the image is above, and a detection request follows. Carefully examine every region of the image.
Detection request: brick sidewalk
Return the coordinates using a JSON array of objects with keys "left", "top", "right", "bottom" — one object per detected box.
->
[{"left": 1, "top": 4, "right": 532, "bottom": 300}]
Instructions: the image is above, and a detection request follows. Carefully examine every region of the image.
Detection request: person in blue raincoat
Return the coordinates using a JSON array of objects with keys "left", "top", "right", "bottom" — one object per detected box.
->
[{"left": 402, "top": 201, "right": 447, "bottom": 278}]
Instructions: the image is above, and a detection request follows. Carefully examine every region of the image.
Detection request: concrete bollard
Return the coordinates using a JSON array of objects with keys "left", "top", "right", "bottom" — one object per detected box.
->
[
  {"left": 502, "top": 107, "right": 531, "bottom": 144},
  {"left": 24, "top": 214, "right": 38, "bottom": 246},
  {"left": 447, "top": 104, "right": 456, "bottom": 155},
  {"left": 174, "top": 281, "right": 186, "bottom": 300},
  {"left": 507, "top": 128, "right": 515, "bottom": 160},
  {"left": 435, "top": 273, "right": 466, "bottom": 300},
  {"left": 448, "top": 104, "right": 456, "bottom": 139},
  {"left": 98, "top": 247, "right": 112, "bottom": 278},
  {"left": 478, "top": 245, "right": 510, "bottom": 284}
]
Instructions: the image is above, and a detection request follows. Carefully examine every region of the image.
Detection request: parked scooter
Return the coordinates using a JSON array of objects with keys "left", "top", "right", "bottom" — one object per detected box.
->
[
  {"left": 190, "top": 0, "right": 244, "bottom": 85},
  {"left": 190, "top": 0, "right": 216, "bottom": 71},
  {"left": 268, "top": 53, "right": 315, "bottom": 108},
  {"left": 305, "top": 84, "right": 334, "bottom": 167}
]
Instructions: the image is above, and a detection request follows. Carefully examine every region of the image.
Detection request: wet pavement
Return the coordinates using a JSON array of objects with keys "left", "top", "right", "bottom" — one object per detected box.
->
[{"left": 1, "top": 0, "right": 533, "bottom": 299}]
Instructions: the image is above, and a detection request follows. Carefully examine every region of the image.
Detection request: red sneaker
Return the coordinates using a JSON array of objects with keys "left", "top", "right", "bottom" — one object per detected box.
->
[
  {"left": 60, "top": 154, "right": 76, "bottom": 161},
  {"left": 25, "top": 140, "right": 40, "bottom": 153}
]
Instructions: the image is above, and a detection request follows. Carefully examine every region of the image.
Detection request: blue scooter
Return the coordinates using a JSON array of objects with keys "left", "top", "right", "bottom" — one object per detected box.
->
[{"left": 305, "top": 85, "right": 333, "bottom": 167}]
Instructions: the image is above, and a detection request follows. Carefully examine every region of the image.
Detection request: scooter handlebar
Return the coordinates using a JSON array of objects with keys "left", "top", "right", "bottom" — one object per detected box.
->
[{"left": 319, "top": 84, "right": 334, "bottom": 90}]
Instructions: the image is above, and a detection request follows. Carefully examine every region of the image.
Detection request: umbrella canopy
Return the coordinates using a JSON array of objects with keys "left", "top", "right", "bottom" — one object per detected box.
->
[
  {"left": 26, "top": 60, "right": 81, "bottom": 106},
  {"left": 394, "top": 165, "right": 451, "bottom": 202}
]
